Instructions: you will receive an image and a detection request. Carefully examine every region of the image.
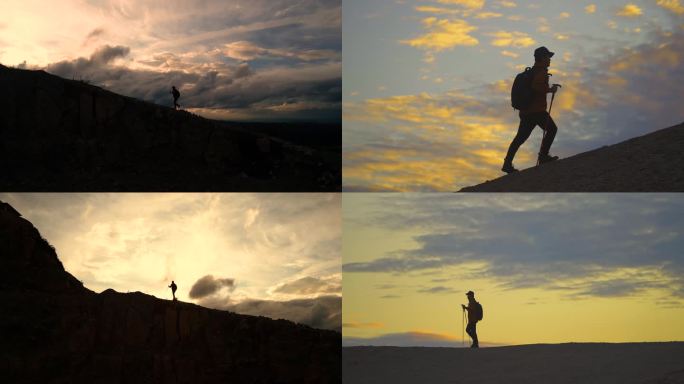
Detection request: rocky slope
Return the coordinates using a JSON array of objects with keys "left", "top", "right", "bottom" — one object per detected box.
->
[
  {"left": 461, "top": 122, "right": 684, "bottom": 192},
  {"left": 0, "top": 64, "right": 340, "bottom": 191},
  {"left": 0, "top": 201, "right": 341, "bottom": 383}
]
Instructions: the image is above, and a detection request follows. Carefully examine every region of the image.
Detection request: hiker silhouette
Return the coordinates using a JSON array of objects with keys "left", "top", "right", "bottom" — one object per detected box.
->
[
  {"left": 171, "top": 86, "right": 181, "bottom": 110},
  {"left": 503, "top": 46, "right": 561, "bottom": 174},
  {"left": 461, "top": 291, "right": 482, "bottom": 348},
  {"left": 169, "top": 280, "right": 177, "bottom": 301}
]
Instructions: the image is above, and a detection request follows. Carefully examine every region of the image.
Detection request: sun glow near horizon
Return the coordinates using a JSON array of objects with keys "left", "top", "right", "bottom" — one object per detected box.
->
[{"left": 343, "top": 194, "right": 684, "bottom": 346}]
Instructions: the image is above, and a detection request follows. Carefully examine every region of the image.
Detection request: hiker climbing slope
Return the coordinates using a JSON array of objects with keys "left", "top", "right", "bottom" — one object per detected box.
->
[
  {"left": 169, "top": 280, "right": 177, "bottom": 301},
  {"left": 461, "top": 290, "right": 483, "bottom": 348},
  {"left": 503, "top": 46, "right": 561, "bottom": 174},
  {"left": 171, "top": 86, "right": 181, "bottom": 110}
]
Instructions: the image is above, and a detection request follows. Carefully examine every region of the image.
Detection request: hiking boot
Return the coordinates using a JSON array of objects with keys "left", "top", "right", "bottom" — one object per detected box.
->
[
  {"left": 502, "top": 162, "right": 518, "bottom": 174},
  {"left": 470, "top": 344, "right": 479, "bottom": 348},
  {"left": 537, "top": 153, "right": 559, "bottom": 165}
]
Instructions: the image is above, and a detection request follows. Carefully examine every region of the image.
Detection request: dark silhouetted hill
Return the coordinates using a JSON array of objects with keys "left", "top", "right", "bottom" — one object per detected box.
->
[
  {"left": 0, "top": 64, "right": 340, "bottom": 191},
  {"left": 461, "top": 122, "right": 684, "bottom": 192},
  {"left": 0, "top": 201, "right": 341, "bottom": 383},
  {"left": 344, "top": 344, "right": 684, "bottom": 384}
]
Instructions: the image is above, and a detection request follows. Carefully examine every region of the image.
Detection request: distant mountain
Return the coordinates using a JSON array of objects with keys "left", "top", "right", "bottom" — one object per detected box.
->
[
  {"left": 461, "top": 122, "right": 684, "bottom": 192},
  {"left": 0, "top": 201, "right": 341, "bottom": 383},
  {"left": 0, "top": 64, "right": 340, "bottom": 191},
  {"left": 344, "top": 343, "right": 684, "bottom": 384}
]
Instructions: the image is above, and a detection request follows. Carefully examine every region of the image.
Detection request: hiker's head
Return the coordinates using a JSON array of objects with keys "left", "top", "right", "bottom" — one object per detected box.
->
[
  {"left": 172, "top": 86, "right": 177, "bottom": 90},
  {"left": 466, "top": 291, "right": 475, "bottom": 301},
  {"left": 534, "top": 46, "right": 554, "bottom": 67}
]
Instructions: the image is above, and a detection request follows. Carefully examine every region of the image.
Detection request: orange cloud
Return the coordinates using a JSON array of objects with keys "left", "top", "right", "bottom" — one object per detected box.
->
[
  {"left": 617, "top": 4, "right": 643, "bottom": 17},
  {"left": 436, "top": 0, "right": 485, "bottom": 9},
  {"left": 489, "top": 31, "right": 536, "bottom": 47},
  {"left": 585, "top": 4, "right": 597, "bottom": 14},
  {"left": 657, "top": 0, "right": 684, "bottom": 14},
  {"left": 401, "top": 18, "right": 479, "bottom": 52}
]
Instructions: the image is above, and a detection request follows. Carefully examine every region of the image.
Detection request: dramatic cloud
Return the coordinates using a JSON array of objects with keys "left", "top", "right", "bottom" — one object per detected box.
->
[
  {"left": 343, "top": 194, "right": 684, "bottom": 300},
  {"left": 189, "top": 275, "right": 236, "bottom": 299},
  {"left": 40, "top": 44, "right": 340, "bottom": 122},
  {"left": 202, "top": 295, "right": 341, "bottom": 331},
  {"left": 344, "top": 15, "right": 684, "bottom": 190},
  {"left": 273, "top": 276, "right": 341, "bottom": 295},
  {"left": 3, "top": 0, "right": 341, "bottom": 122}
]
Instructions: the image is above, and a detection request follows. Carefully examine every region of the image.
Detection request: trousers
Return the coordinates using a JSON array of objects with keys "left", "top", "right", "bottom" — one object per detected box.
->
[
  {"left": 466, "top": 321, "right": 479, "bottom": 346},
  {"left": 504, "top": 111, "right": 558, "bottom": 162}
]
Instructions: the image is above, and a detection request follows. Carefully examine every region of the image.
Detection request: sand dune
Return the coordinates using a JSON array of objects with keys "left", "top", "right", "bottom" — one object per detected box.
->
[{"left": 344, "top": 343, "right": 684, "bottom": 384}]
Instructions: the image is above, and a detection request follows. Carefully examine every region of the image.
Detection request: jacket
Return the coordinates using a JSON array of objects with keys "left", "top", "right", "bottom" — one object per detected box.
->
[{"left": 520, "top": 63, "right": 550, "bottom": 115}]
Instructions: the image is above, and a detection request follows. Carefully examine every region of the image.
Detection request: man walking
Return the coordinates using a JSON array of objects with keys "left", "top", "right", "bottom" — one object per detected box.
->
[
  {"left": 461, "top": 291, "right": 483, "bottom": 348},
  {"left": 169, "top": 280, "right": 177, "bottom": 301},
  {"left": 503, "top": 46, "right": 561, "bottom": 173},
  {"left": 171, "top": 86, "right": 181, "bottom": 110}
]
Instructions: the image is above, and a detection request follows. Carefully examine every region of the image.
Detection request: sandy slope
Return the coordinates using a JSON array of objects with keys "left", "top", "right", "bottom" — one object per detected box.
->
[
  {"left": 460, "top": 122, "right": 684, "bottom": 192},
  {"left": 344, "top": 343, "right": 684, "bottom": 384}
]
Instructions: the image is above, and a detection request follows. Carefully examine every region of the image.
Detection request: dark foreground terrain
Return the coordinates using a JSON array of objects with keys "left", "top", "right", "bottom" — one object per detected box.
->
[
  {"left": 0, "top": 201, "right": 341, "bottom": 383},
  {"left": 344, "top": 343, "right": 684, "bottom": 384},
  {"left": 0, "top": 64, "right": 340, "bottom": 191},
  {"left": 461, "top": 122, "right": 684, "bottom": 192}
]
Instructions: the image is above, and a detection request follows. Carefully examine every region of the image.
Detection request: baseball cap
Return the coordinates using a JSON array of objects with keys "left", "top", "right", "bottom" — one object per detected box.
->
[
  {"left": 534, "top": 46, "right": 555, "bottom": 59},
  {"left": 466, "top": 291, "right": 474, "bottom": 296}
]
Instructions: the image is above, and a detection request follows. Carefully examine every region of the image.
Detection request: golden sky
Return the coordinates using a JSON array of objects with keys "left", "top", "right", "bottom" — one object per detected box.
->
[
  {"left": 343, "top": 194, "right": 684, "bottom": 346},
  {"left": 1, "top": 193, "right": 342, "bottom": 330}
]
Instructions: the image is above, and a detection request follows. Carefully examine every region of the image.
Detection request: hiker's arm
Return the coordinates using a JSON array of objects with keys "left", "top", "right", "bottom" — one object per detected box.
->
[{"left": 531, "top": 71, "right": 551, "bottom": 94}]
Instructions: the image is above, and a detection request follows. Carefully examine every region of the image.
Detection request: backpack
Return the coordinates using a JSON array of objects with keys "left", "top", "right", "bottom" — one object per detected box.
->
[
  {"left": 511, "top": 67, "right": 535, "bottom": 110},
  {"left": 474, "top": 302, "right": 483, "bottom": 321}
]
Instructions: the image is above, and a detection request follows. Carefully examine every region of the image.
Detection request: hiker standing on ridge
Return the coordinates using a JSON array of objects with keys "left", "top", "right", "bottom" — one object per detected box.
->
[
  {"left": 171, "top": 86, "right": 181, "bottom": 110},
  {"left": 503, "top": 46, "right": 561, "bottom": 173},
  {"left": 169, "top": 280, "right": 177, "bottom": 301},
  {"left": 461, "top": 291, "right": 483, "bottom": 348}
]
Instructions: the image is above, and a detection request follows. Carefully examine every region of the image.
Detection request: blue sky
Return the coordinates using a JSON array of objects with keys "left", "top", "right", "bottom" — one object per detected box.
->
[
  {"left": 343, "top": 0, "right": 684, "bottom": 191},
  {"left": 0, "top": 0, "right": 341, "bottom": 122}
]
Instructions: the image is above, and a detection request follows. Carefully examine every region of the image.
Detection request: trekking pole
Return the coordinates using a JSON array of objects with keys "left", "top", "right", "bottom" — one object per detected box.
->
[
  {"left": 538, "top": 84, "right": 562, "bottom": 165},
  {"left": 462, "top": 307, "right": 465, "bottom": 347}
]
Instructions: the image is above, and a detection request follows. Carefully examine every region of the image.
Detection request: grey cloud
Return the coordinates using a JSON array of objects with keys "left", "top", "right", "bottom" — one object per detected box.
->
[
  {"left": 274, "top": 276, "right": 341, "bottom": 295},
  {"left": 417, "top": 286, "right": 458, "bottom": 294},
  {"left": 188, "top": 275, "right": 235, "bottom": 299},
  {"left": 344, "top": 194, "right": 684, "bottom": 298},
  {"left": 91, "top": 45, "right": 130, "bottom": 64},
  {"left": 83, "top": 28, "right": 106, "bottom": 46},
  {"left": 571, "top": 278, "right": 670, "bottom": 298},
  {"left": 201, "top": 295, "right": 341, "bottom": 331},
  {"left": 43, "top": 45, "right": 340, "bottom": 122}
]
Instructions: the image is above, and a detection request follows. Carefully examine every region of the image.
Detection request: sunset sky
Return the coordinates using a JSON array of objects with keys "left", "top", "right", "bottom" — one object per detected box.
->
[
  {"left": 343, "top": 194, "right": 684, "bottom": 346},
  {"left": 0, "top": 0, "right": 341, "bottom": 122},
  {"left": 1, "top": 193, "right": 341, "bottom": 331},
  {"left": 343, "top": 0, "right": 684, "bottom": 191}
]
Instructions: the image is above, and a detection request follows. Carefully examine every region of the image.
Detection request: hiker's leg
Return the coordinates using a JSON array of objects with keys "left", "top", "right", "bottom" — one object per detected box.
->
[
  {"left": 466, "top": 323, "right": 475, "bottom": 340},
  {"left": 539, "top": 112, "right": 558, "bottom": 155},
  {"left": 504, "top": 115, "right": 535, "bottom": 164},
  {"left": 471, "top": 322, "right": 479, "bottom": 346}
]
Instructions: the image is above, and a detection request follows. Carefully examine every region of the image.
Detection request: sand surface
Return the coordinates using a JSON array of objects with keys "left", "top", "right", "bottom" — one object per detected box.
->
[
  {"left": 344, "top": 343, "right": 684, "bottom": 384},
  {"left": 461, "top": 122, "right": 684, "bottom": 192}
]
